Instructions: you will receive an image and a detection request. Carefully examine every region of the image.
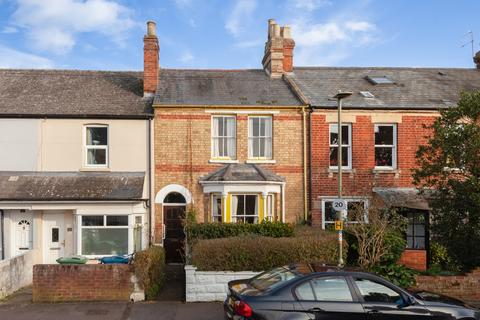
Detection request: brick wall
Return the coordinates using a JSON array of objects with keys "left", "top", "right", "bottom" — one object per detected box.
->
[
  {"left": 153, "top": 107, "right": 306, "bottom": 240},
  {"left": 33, "top": 264, "right": 135, "bottom": 302},
  {"left": 415, "top": 268, "right": 480, "bottom": 303},
  {"left": 398, "top": 249, "right": 427, "bottom": 271},
  {"left": 310, "top": 110, "right": 438, "bottom": 225}
]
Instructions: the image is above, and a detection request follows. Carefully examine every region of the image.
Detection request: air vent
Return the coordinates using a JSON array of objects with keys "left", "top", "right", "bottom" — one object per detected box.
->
[
  {"left": 360, "top": 91, "right": 375, "bottom": 98},
  {"left": 365, "top": 75, "right": 395, "bottom": 85}
]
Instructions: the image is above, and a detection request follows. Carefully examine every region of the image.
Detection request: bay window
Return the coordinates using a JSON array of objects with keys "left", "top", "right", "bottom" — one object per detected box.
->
[
  {"left": 329, "top": 124, "right": 351, "bottom": 169},
  {"left": 248, "top": 116, "right": 272, "bottom": 159},
  {"left": 81, "top": 215, "right": 128, "bottom": 256},
  {"left": 232, "top": 194, "right": 258, "bottom": 223},
  {"left": 374, "top": 124, "right": 397, "bottom": 168},
  {"left": 211, "top": 194, "right": 223, "bottom": 222},
  {"left": 212, "top": 116, "right": 236, "bottom": 159},
  {"left": 85, "top": 125, "right": 108, "bottom": 167}
]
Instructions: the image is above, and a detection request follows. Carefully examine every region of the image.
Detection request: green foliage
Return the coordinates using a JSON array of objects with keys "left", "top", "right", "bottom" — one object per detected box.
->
[
  {"left": 428, "top": 242, "right": 460, "bottom": 273},
  {"left": 381, "top": 231, "right": 407, "bottom": 264},
  {"left": 372, "top": 264, "right": 417, "bottom": 288},
  {"left": 186, "top": 221, "right": 295, "bottom": 240},
  {"left": 134, "top": 246, "right": 166, "bottom": 300},
  {"left": 191, "top": 231, "right": 345, "bottom": 271},
  {"left": 414, "top": 90, "right": 480, "bottom": 270}
]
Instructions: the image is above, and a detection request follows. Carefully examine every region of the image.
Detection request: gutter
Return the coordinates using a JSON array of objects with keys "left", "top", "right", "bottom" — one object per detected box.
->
[{"left": 0, "top": 114, "right": 154, "bottom": 120}]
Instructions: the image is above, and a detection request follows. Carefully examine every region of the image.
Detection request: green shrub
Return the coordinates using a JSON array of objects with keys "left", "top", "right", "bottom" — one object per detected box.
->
[
  {"left": 371, "top": 264, "right": 417, "bottom": 288},
  {"left": 429, "top": 242, "right": 460, "bottom": 272},
  {"left": 134, "top": 246, "right": 166, "bottom": 299},
  {"left": 186, "top": 221, "right": 294, "bottom": 240},
  {"left": 191, "top": 232, "right": 345, "bottom": 271}
]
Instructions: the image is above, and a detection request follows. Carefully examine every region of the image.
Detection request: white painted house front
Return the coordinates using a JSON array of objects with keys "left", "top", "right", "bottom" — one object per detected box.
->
[{"left": 0, "top": 70, "right": 154, "bottom": 264}]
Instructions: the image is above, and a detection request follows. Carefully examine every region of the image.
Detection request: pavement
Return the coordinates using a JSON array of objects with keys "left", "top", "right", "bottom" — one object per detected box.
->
[{"left": 0, "top": 289, "right": 224, "bottom": 320}]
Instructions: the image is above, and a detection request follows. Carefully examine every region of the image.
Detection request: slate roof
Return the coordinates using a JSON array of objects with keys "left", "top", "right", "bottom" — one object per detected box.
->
[
  {"left": 373, "top": 187, "right": 430, "bottom": 210},
  {"left": 0, "top": 171, "right": 145, "bottom": 201},
  {"left": 154, "top": 69, "right": 302, "bottom": 106},
  {"left": 200, "top": 164, "right": 285, "bottom": 182},
  {"left": 0, "top": 69, "right": 152, "bottom": 118},
  {"left": 289, "top": 67, "right": 480, "bottom": 109}
]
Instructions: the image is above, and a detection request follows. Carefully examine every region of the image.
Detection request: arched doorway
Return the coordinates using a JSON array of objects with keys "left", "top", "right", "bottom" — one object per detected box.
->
[{"left": 163, "top": 192, "right": 186, "bottom": 263}]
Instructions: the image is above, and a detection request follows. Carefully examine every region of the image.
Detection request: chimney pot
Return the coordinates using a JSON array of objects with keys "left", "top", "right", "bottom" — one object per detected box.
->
[
  {"left": 273, "top": 24, "right": 281, "bottom": 37},
  {"left": 474, "top": 51, "right": 480, "bottom": 69},
  {"left": 281, "top": 25, "right": 292, "bottom": 39},
  {"left": 147, "top": 21, "right": 156, "bottom": 37}
]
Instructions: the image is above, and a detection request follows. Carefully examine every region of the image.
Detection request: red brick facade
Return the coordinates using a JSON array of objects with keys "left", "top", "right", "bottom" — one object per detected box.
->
[
  {"left": 399, "top": 249, "right": 427, "bottom": 271},
  {"left": 32, "top": 264, "right": 134, "bottom": 302}
]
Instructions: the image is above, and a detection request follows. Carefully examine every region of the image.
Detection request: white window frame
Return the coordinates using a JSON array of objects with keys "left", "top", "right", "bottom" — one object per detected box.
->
[
  {"left": 211, "top": 194, "right": 223, "bottom": 223},
  {"left": 79, "top": 214, "right": 130, "bottom": 257},
  {"left": 211, "top": 116, "right": 236, "bottom": 160},
  {"left": 231, "top": 194, "right": 259, "bottom": 223},
  {"left": 84, "top": 125, "right": 109, "bottom": 168},
  {"left": 321, "top": 198, "right": 369, "bottom": 229},
  {"left": 374, "top": 124, "right": 397, "bottom": 169},
  {"left": 266, "top": 194, "right": 275, "bottom": 221},
  {"left": 329, "top": 123, "right": 352, "bottom": 169},
  {"left": 248, "top": 116, "right": 273, "bottom": 159}
]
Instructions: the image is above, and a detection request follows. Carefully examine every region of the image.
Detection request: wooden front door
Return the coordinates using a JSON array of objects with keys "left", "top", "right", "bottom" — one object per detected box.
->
[{"left": 163, "top": 205, "right": 186, "bottom": 263}]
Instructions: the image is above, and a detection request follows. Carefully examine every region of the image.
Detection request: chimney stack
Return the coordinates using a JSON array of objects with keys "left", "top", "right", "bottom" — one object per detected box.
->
[
  {"left": 474, "top": 51, "right": 480, "bottom": 69},
  {"left": 262, "top": 19, "right": 295, "bottom": 78},
  {"left": 143, "top": 21, "right": 159, "bottom": 97}
]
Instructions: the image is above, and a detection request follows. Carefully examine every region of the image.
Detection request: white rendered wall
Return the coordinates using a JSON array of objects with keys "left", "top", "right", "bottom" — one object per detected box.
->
[{"left": 0, "top": 119, "right": 39, "bottom": 171}]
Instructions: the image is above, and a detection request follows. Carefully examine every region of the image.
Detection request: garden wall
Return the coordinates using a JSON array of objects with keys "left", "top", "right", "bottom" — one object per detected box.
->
[
  {"left": 33, "top": 264, "right": 141, "bottom": 302},
  {"left": 0, "top": 250, "right": 35, "bottom": 299},
  {"left": 415, "top": 268, "right": 480, "bottom": 303},
  {"left": 185, "top": 265, "right": 260, "bottom": 302},
  {"left": 398, "top": 249, "right": 427, "bottom": 271}
]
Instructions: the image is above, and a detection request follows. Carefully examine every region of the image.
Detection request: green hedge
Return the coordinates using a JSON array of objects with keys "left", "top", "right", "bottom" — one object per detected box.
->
[
  {"left": 186, "top": 221, "right": 294, "bottom": 240},
  {"left": 134, "top": 246, "right": 166, "bottom": 299},
  {"left": 191, "top": 231, "right": 345, "bottom": 271}
]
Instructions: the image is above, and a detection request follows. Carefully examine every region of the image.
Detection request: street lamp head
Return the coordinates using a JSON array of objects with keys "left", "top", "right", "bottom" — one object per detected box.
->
[{"left": 334, "top": 91, "right": 353, "bottom": 100}]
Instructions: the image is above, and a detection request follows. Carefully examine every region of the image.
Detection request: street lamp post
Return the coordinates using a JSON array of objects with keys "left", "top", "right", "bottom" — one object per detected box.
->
[{"left": 334, "top": 90, "right": 352, "bottom": 267}]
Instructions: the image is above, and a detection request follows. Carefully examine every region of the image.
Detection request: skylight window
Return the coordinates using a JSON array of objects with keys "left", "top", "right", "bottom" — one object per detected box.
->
[
  {"left": 360, "top": 91, "right": 375, "bottom": 98},
  {"left": 366, "top": 76, "right": 395, "bottom": 85}
]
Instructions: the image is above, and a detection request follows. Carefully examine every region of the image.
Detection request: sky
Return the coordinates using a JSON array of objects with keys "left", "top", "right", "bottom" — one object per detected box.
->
[{"left": 0, "top": 0, "right": 479, "bottom": 71}]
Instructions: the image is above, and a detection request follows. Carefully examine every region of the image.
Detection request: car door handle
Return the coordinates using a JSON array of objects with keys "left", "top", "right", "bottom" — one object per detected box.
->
[
  {"left": 366, "top": 309, "right": 379, "bottom": 314},
  {"left": 307, "top": 307, "right": 324, "bottom": 313}
]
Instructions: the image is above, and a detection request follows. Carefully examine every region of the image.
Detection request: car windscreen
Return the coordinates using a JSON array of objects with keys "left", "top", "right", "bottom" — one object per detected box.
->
[{"left": 250, "top": 266, "right": 303, "bottom": 292}]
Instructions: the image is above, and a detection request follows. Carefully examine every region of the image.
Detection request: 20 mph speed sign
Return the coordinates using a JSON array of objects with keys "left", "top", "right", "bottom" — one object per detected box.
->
[{"left": 332, "top": 199, "right": 347, "bottom": 211}]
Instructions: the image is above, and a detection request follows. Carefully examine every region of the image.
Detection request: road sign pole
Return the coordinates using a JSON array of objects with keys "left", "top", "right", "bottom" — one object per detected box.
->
[{"left": 337, "top": 95, "right": 344, "bottom": 267}]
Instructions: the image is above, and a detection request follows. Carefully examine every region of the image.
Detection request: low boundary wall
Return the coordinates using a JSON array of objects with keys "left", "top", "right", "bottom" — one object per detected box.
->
[
  {"left": 185, "top": 265, "right": 260, "bottom": 302},
  {"left": 0, "top": 250, "right": 34, "bottom": 299},
  {"left": 33, "top": 264, "right": 140, "bottom": 302}
]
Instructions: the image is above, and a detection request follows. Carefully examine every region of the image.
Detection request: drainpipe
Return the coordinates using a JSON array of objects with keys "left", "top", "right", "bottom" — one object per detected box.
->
[
  {"left": 302, "top": 107, "right": 308, "bottom": 222},
  {"left": 148, "top": 117, "right": 153, "bottom": 246},
  {"left": 1, "top": 210, "right": 4, "bottom": 260},
  {"left": 308, "top": 107, "right": 313, "bottom": 216}
]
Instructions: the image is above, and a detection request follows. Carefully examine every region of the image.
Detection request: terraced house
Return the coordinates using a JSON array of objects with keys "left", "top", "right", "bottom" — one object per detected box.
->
[
  {"left": 0, "top": 70, "right": 153, "bottom": 264},
  {"left": 148, "top": 21, "right": 309, "bottom": 262}
]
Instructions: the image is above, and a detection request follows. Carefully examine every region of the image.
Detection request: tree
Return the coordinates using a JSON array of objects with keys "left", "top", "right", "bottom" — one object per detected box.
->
[{"left": 414, "top": 90, "right": 480, "bottom": 270}]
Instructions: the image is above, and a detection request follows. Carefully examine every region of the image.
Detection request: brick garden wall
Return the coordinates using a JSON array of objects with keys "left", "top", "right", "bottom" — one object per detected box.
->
[
  {"left": 153, "top": 107, "right": 306, "bottom": 242},
  {"left": 398, "top": 249, "right": 427, "bottom": 271},
  {"left": 32, "top": 264, "right": 135, "bottom": 302},
  {"left": 415, "top": 268, "right": 480, "bottom": 303}
]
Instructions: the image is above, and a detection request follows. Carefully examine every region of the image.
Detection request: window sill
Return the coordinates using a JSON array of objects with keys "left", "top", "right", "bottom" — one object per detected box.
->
[
  {"left": 246, "top": 159, "right": 276, "bottom": 164},
  {"left": 209, "top": 159, "right": 239, "bottom": 164},
  {"left": 328, "top": 168, "right": 353, "bottom": 173},
  {"left": 372, "top": 168, "right": 400, "bottom": 174},
  {"left": 79, "top": 167, "right": 111, "bottom": 172}
]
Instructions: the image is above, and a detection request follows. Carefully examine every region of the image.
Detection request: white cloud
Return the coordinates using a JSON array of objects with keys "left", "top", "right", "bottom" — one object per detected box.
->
[
  {"left": 2, "top": 26, "right": 18, "bottom": 33},
  {"left": 0, "top": 46, "right": 54, "bottom": 68},
  {"left": 293, "top": 0, "right": 332, "bottom": 11},
  {"left": 291, "top": 18, "right": 377, "bottom": 65},
  {"left": 11, "top": 0, "right": 135, "bottom": 54},
  {"left": 225, "top": 0, "right": 257, "bottom": 37},
  {"left": 179, "top": 51, "right": 194, "bottom": 63}
]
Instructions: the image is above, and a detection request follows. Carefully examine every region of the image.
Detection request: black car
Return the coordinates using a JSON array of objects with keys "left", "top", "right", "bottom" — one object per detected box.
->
[{"left": 224, "top": 263, "right": 480, "bottom": 320}]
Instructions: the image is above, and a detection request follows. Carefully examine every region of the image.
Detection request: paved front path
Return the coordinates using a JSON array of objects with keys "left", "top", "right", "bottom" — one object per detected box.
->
[{"left": 0, "top": 300, "right": 224, "bottom": 320}]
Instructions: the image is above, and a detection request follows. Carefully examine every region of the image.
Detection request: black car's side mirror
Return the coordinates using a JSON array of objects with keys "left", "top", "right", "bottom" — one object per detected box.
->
[{"left": 398, "top": 296, "right": 416, "bottom": 309}]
